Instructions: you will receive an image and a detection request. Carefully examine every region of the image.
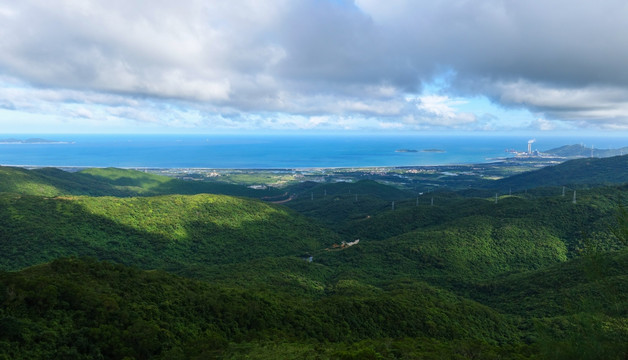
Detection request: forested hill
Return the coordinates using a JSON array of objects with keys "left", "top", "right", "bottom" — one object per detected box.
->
[
  {"left": 1, "top": 250, "right": 625, "bottom": 358},
  {"left": 0, "top": 166, "right": 280, "bottom": 198},
  {"left": 0, "top": 257, "right": 529, "bottom": 359},
  {"left": 488, "top": 154, "right": 628, "bottom": 191},
  {"left": 0, "top": 193, "right": 339, "bottom": 272},
  {"left": 0, "top": 162, "right": 627, "bottom": 358},
  {"left": 285, "top": 179, "right": 411, "bottom": 201},
  {"left": 545, "top": 144, "right": 628, "bottom": 158}
]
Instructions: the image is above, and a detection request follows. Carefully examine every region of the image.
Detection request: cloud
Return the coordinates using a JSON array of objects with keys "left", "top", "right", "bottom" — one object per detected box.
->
[
  {"left": 529, "top": 118, "right": 558, "bottom": 131},
  {"left": 0, "top": 0, "right": 627, "bottom": 131},
  {"left": 490, "top": 81, "right": 628, "bottom": 127},
  {"left": 357, "top": 0, "right": 628, "bottom": 127},
  {"left": 402, "top": 95, "right": 477, "bottom": 128}
]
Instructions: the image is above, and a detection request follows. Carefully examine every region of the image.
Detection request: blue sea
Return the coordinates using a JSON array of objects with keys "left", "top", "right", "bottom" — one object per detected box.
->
[{"left": 1, "top": 134, "right": 627, "bottom": 169}]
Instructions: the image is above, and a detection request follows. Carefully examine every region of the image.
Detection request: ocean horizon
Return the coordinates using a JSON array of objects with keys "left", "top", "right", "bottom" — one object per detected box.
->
[{"left": 1, "top": 134, "right": 627, "bottom": 169}]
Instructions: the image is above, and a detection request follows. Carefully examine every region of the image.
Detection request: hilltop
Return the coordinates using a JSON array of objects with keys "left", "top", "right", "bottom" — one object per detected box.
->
[
  {"left": 0, "top": 193, "right": 339, "bottom": 273},
  {"left": 545, "top": 144, "right": 628, "bottom": 158},
  {"left": 487, "top": 155, "right": 628, "bottom": 191},
  {"left": 0, "top": 166, "right": 281, "bottom": 198}
]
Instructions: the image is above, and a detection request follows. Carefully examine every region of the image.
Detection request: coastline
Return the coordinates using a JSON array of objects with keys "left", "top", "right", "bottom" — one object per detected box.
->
[
  {"left": 0, "top": 155, "right": 579, "bottom": 192},
  {"left": 1, "top": 158, "right": 513, "bottom": 172},
  {"left": 0, "top": 155, "right": 562, "bottom": 177}
]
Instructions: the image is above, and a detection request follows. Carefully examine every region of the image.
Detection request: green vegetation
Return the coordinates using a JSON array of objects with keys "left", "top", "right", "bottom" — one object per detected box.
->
[
  {"left": 0, "top": 257, "right": 532, "bottom": 359},
  {"left": 286, "top": 179, "right": 412, "bottom": 200},
  {"left": 490, "top": 155, "right": 628, "bottom": 191},
  {"left": 0, "top": 162, "right": 626, "bottom": 359},
  {"left": 0, "top": 166, "right": 282, "bottom": 198},
  {"left": 0, "top": 193, "right": 338, "bottom": 273},
  {"left": 545, "top": 144, "right": 628, "bottom": 158}
]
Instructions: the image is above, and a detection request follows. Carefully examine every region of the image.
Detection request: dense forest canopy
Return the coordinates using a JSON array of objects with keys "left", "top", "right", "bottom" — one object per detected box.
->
[{"left": 0, "top": 162, "right": 626, "bottom": 359}]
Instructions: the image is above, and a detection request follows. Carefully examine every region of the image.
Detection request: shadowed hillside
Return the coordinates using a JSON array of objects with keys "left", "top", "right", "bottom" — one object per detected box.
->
[
  {"left": 0, "top": 166, "right": 282, "bottom": 198},
  {"left": 0, "top": 193, "right": 339, "bottom": 273}
]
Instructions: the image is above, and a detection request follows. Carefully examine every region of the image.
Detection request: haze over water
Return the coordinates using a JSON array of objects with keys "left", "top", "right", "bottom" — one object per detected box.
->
[{"left": 1, "top": 135, "right": 627, "bottom": 169}]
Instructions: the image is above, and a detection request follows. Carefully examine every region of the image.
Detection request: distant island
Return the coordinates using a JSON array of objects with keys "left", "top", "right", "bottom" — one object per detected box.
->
[
  {"left": 395, "top": 148, "right": 445, "bottom": 153},
  {"left": 421, "top": 148, "right": 445, "bottom": 153},
  {"left": 0, "top": 138, "right": 71, "bottom": 144},
  {"left": 395, "top": 149, "right": 418, "bottom": 153}
]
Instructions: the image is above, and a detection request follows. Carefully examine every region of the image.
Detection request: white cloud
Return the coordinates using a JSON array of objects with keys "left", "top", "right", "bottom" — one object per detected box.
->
[
  {"left": 492, "top": 80, "right": 628, "bottom": 126},
  {"left": 411, "top": 95, "right": 477, "bottom": 127},
  {"left": 529, "top": 118, "right": 557, "bottom": 131},
  {"left": 302, "top": 116, "right": 330, "bottom": 129},
  {"left": 379, "top": 122, "right": 404, "bottom": 129},
  {"left": 0, "top": 0, "right": 627, "bottom": 132}
]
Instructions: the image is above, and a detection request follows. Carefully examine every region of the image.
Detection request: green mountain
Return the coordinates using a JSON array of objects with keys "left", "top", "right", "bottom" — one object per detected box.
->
[
  {"left": 2, "top": 250, "right": 625, "bottom": 359},
  {"left": 0, "top": 193, "right": 339, "bottom": 273},
  {"left": 0, "top": 257, "right": 527, "bottom": 359},
  {"left": 0, "top": 166, "right": 281, "bottom": 198},
  {"left": 545, "top": 144, "right": 628, "bottom": 158},
  {"left": 285, "top": 179, "right": 412, "bottom": 200},
  {"left": 473, "top": 249, "right": 628, "bottom": 317},
  {"left": 488, "top": 155, "right": 628, "bottom": 191},
  {"left": 0, "top": 164, "right": 626, "bottom": 359},
  {"left": 287, "top": 185, "right": 624, "bottom": 255},
  {"left": 308, "top": 191, "right": 626, "bottom": 296},
  {"left": 282, "top": 180, "right": 413, "bottom": 229},
  {"left": 471, "top": 249, "right": 628, "bottom": 359}
]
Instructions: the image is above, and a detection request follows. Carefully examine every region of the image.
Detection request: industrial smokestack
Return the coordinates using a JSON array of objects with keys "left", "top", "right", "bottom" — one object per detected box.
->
[{"left": 527, "top": 139, "right": 536, "bottom": 154}]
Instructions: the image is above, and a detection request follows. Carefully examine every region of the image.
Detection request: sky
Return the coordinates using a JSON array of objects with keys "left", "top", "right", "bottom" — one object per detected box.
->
[{"left": 1, "top": 0, "right": 628, "bottom": 134}]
